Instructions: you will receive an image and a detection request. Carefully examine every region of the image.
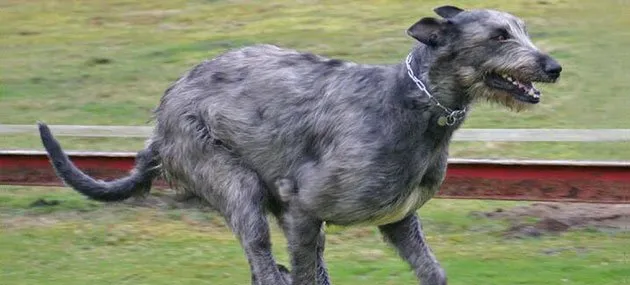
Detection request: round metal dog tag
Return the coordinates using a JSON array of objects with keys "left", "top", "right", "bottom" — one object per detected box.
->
[{"left": 437, "top": 116, "right": 448, "bottom": 126}]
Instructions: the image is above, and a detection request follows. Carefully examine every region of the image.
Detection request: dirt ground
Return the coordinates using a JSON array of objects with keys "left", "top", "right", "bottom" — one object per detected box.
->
[{"left": 471, "top": 202, "right": 630, "bottom": 238}]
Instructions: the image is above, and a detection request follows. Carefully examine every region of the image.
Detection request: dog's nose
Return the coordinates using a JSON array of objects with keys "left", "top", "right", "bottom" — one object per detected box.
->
[{"left": 542, "top": 56, "right": 562, "bottom": 79}]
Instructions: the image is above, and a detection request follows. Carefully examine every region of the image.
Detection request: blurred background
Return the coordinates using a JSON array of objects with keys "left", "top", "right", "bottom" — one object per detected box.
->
[{"left": 1, "top": 1, "right": 628, "bottom": 284}]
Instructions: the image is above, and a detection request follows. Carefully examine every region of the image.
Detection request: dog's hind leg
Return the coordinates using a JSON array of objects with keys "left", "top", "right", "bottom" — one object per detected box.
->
[
  {"left": 251, "top": 264, "right": 291, "bottom": 285},
  {"left": 378, "top": 214, "right": 446, "bottom": 285},
  {"left": 199, "top": 152, "right": 289, "bottom": 285},
  {"left": 222, "top": 183, "right": 288, "bottom": 285}
]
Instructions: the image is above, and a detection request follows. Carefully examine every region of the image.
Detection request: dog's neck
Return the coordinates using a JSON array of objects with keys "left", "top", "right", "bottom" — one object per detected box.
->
[{"left": 397, "top": 45, "right": 472, "bottom": 119}]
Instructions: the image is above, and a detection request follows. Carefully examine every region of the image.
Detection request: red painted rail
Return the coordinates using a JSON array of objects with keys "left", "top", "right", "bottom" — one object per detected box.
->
[{"left": 1, "top": 150, "right": 629, "bottom": 203}]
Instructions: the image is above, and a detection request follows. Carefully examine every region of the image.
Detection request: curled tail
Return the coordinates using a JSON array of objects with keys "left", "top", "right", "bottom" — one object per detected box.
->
[{"left": 38, "top": 122, "right": 160, "bottom": 202}]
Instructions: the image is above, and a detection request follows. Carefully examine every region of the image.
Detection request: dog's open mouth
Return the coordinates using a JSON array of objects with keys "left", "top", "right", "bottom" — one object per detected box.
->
[{"left": 486, "top": 73, "right": 541, "bottom": 104}]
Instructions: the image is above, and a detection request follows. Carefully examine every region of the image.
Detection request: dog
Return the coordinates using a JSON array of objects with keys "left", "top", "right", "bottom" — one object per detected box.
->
[{"left": 38, "top": 5, "right": 561, "bottom": 285}]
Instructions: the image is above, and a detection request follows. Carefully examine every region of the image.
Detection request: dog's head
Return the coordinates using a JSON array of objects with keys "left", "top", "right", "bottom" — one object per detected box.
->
[{"left": 407, "top": 5, "right": 562, "bottom": 110}]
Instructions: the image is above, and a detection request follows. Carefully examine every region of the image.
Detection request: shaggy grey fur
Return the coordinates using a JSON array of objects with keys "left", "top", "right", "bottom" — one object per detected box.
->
[{"left": 38, "top": 5, "right": 561, "bottom": 285}]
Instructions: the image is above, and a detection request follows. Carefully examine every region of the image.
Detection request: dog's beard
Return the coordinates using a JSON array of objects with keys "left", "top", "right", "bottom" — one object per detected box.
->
[{"left": 467, "top": 82, "right": 533, "bottom": 112}]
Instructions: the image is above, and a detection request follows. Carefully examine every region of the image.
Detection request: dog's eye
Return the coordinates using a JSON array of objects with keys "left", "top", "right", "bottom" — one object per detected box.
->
[{"left": 492, "top": 29, "right": 510, "bottom": 42}]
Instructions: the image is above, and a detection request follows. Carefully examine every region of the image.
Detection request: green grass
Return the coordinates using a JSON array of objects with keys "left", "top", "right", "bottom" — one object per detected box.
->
[
  {"left": 1, "top": 186, "right": 628, "bottom": 285},
  {"left": 1, "top": 0, "right": 630, "bottom": 159}
]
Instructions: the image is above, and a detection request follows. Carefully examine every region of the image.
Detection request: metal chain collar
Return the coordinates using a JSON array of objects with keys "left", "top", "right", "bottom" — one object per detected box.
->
[{"left": 405, "top": 53, "right": 467, "bottom": 126}]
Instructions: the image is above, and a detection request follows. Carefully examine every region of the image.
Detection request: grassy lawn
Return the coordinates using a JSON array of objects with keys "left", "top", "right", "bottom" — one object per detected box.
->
[
  {"left": 1, "top": 1, "right": 629, "bottom": 285},
  {"left": 1, "top": 186, "right": 628, "bottom": 285},
  {"left": 1, "top": 0, "right": 629, "bottom": 159}
]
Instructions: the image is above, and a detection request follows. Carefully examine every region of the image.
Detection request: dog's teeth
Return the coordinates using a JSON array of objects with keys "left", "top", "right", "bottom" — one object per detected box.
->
[
  {"left": 528, "top": 89, "right": 535, "bottom": 96},
  {"left": 502, "top": 74, "right": 508, "bottom": 79},
  {"left": 507, "top": 76, "right": 513, "bottom": 81}
]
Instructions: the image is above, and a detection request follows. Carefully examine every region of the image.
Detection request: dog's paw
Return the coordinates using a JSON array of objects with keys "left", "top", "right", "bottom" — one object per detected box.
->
[{"left": 420, "top": 266, "right": 447, "bottom": 285}]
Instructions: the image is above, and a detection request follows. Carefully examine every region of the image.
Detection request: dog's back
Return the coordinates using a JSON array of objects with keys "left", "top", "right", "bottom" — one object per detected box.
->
[{"left": 152, "top": 44, "right": 410, "bottom": 190}]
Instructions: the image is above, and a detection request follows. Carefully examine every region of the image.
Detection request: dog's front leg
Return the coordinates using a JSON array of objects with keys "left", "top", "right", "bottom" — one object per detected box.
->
[
  {"left": 268, "top": 219, "right": 331, "bottom": 285},
  {"left": 284, "top": 208, "right": 323, "bottom": 285},
  {"left": 314, "top": 229, "right": 331, "bottom": 285},
  {"left": 275, "top": 178, "right": 331, "bottom": 285},
  {"left": 379, "top": 214, "right": 447, "bottom": 285}
]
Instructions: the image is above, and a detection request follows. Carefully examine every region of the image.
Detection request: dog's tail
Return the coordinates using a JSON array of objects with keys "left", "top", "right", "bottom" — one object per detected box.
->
[{"left": 38, "top": 122, "right": 161, "bottom": 202}]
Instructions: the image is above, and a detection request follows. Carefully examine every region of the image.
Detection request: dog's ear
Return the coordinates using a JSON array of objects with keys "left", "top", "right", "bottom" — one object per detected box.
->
[
  {"left": 407, "top": 17, "right": 449, "bottom": 47},
  {"left": 434, "top": 5, "right": 464, "bottom": 18}
]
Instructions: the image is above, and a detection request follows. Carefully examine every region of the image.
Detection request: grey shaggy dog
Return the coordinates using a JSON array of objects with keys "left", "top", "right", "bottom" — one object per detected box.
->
[{"left": 38, "top": 5, "right": 561, "bottom": 285}]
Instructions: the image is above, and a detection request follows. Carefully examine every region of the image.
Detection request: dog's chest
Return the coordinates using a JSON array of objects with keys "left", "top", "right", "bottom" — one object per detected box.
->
[
  {"left": 362, "top": 151, "right": 446, "bottom": 226},
  {"left": 367, "top": 186, "right": 429, "bottom": 226}
]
